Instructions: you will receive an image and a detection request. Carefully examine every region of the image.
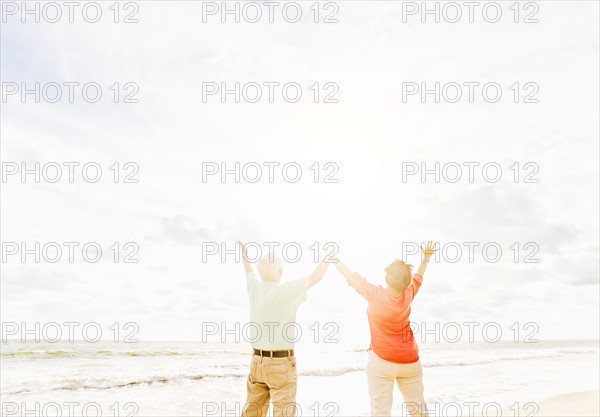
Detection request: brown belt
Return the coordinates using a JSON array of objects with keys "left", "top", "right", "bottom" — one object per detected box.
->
[{"left": 253, "top": 349, "right": 294, "bottom": 358}]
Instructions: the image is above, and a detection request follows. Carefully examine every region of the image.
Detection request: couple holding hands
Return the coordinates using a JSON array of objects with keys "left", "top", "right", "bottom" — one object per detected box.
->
[{"left": 237, "top": 241, "right": 437, "bottom": 417}]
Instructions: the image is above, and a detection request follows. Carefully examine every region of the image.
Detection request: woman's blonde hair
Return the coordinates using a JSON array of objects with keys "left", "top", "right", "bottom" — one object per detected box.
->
[{"left": 384, "top": 260, "right": 413, "bottom": 292}]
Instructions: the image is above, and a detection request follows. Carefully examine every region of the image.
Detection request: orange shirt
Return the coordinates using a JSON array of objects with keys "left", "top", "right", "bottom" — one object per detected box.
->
[{"left": 346, "top": 273, "right": 423, "bottom": 364}]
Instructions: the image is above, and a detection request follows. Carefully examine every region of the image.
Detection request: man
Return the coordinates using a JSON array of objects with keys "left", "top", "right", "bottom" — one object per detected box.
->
[
  {"left": 238, "top": 241, "right": 329, "bottom": 417},
  {"left": 334, "top": 241, "right": 438, "bottom": 417}
]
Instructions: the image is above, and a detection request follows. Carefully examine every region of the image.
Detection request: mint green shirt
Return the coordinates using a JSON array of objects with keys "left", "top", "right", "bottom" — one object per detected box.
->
[{"left": 246, "top": 272, "right": 309, "bottom": 350}]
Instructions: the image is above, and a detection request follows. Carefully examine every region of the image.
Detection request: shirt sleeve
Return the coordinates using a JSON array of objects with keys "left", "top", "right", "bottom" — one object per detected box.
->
[
  {"left": 346, "top": 273, "right": 378, "bottom": 301},
  {"left": 279, "top": 277, "right": 310, "bottom": 306},
  {"left": 411, "top": 274, "right": 423, "bottom": 299}
]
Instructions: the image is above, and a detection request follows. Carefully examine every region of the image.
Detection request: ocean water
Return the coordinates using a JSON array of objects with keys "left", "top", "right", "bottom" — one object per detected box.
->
[{"left": 1, "top": 340, "right": 598, "bottom": 416}]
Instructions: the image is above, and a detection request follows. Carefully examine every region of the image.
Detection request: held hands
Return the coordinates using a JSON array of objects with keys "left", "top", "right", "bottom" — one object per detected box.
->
[{"left": 420, "top": 241, "right": 438, "bottom": 261}]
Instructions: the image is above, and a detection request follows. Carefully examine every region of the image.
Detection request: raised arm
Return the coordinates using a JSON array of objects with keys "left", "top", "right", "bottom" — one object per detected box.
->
[
  {"left": 417, "top": 241, "right": 437, "bottom": 276},
  {"left": 335, "top": 259, "right": 377, "bottom": 300},
  {"left": 237, "top": 241, "right": 253, "bottom": 274},
  {"left": 334, "top": 259, "right": 354, "bottom": 279},
  {"left": 307, "top": 260, "right": 329, "bottom": 287}
]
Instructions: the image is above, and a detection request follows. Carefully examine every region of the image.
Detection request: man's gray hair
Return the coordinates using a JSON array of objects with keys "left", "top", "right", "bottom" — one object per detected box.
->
[{"left": 257, "top": 253, "right": 283, "bottom": 282}]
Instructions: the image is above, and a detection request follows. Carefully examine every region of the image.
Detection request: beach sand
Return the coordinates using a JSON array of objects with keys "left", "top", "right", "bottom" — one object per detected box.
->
[
  {"left": 536, "top": 390, "right": 599, "bottom": 417},
  {"left": 295, "top": 372, "right": 600, "bottom": 417}
]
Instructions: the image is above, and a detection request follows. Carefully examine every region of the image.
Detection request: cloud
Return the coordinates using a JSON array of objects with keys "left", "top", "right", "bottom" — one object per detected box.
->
[
  {"left": 569, "top": 258, "right": 600, "bottom": 286},
  {"left": 145, "top": 215, "right": 215, "bottom": 245},
  {"left": 148, "top": 264, "right": 170, "bottom": 274},
  {"left": 179, "top": 280, "right": 209, "bottom": 291},
  {"left": 145, "top": 216, "right": 261, "bottom": 247},
  {"left": 9, "top": 266, "right": 80, "bottom": 291},
  {"left": 425, "top": 184, "right": 581, "bottom": 254}
]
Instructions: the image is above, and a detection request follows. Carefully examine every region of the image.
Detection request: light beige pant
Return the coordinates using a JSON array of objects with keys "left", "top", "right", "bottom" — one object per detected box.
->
[
  {"left": 367, "top": 351, "right": 428, "bottom": 417},
  {"left": 242, "top": 355, "right": 297, "bottom": 417}
]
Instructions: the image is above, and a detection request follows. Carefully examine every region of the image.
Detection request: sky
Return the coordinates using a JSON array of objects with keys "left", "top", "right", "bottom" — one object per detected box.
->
[{"left": 1, "top": 1, "right": 599, "bottom": 343}]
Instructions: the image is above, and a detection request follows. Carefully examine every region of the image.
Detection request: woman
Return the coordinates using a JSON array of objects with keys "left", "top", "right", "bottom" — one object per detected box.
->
[{"left": 334, "top": 241, "right": 437, "bottom": 417}]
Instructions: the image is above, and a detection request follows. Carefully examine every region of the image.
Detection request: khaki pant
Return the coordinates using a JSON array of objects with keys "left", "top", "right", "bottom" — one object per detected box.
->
[
  {"left": 367, "top": 351, "right": 428, "bottom": 417},
  {"left": 242, "top": 355, "right": 298, "bottom": 417}
]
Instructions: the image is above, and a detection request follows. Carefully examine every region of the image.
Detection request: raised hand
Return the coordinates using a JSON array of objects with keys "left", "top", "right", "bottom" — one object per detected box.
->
[
  {"left": 237, "top": 241, "right": 253, "bottom": 273},
  {"left": 420, "top": 241, "right": 438, "bottom": 261},
  {"left": 237, "top": 240, "right": 249, "bottom": 261}
]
